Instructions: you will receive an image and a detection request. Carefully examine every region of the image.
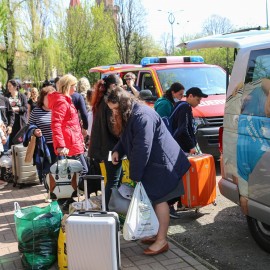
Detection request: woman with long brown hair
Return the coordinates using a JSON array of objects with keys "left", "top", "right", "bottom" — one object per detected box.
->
[
  {"left": 107, "top": 87, "right": 190, "bottom": 256},
  {"left": 88, "top": 74, "right": 122, "bottom": 210}
]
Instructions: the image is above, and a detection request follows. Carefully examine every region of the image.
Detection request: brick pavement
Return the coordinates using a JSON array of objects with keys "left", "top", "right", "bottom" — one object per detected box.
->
[{"left": 0, "top": 182, "right": 217, "bottom": 270}]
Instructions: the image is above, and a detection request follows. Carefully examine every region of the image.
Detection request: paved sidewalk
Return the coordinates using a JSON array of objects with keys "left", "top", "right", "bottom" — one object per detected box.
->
[{"left": 0, "top": 183, "right": 217, "bottom": 270}]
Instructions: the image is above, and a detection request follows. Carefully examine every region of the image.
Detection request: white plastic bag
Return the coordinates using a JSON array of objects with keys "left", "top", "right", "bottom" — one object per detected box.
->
[
  {"left": 123, "top": 182, "right": 159, "bottom": 241},
  {"left": 0, "top": 155, "right": 12, "bottom": 168}
]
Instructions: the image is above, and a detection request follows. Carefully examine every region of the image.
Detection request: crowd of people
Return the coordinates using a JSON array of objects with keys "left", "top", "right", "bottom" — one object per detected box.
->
[{"left": 0, "top": 72, "right": 208, "bottom": 256}]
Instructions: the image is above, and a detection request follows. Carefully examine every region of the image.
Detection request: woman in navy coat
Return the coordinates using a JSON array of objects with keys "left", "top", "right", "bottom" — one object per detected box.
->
[{"left": 108, "top": 87, "right": 190, "bottom": 256}]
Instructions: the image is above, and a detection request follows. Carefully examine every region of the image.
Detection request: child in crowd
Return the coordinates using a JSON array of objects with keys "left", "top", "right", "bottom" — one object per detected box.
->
[{"left": 0, "top": 120, "right": 7, "bottom": 189}]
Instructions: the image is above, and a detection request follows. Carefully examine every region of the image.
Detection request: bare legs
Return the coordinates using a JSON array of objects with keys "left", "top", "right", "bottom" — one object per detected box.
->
[{"left": 147, "top": 202, "right": 169, "bottom": 251}]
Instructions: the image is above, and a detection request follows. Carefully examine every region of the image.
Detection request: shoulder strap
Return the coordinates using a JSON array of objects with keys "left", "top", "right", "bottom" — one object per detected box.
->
[
  {"left": 170, "top": 101, "right": 187, "bottom": 138},
  {"left": 170, "top": 101, "right": 186, "bottom": 119}
]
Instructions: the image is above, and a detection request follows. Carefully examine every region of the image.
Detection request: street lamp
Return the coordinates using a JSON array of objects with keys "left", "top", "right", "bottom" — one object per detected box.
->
[
  {"left": 168, "top": 12, "right": 175, "bottom": 54},
  {"left": 158, "top": 9, "right": 184, "bottom": 55}
]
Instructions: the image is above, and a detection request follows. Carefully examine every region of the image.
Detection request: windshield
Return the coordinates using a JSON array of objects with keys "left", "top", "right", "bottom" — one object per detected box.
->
[{"left": 157, "top": 66, "right": 226, "bottom": 95}]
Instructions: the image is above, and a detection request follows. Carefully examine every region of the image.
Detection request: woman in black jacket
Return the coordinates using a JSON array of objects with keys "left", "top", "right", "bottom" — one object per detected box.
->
[
  {"left": 88, "top": 75, "right": 122, "bottom": 210},
  {"left": 7, "top": 79, "right": 28, "bottom": 148}
]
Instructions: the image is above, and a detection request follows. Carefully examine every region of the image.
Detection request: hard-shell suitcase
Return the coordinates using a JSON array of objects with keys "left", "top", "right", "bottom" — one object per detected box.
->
[
  {"left": 65, "top": 175, "right": 121, "bottom": 270},
  {"left": 11, "top": 144, "right": 39, "bottom": 187},
  {"left": 181, "top": 154, "right": 216, "bottom": 210}
]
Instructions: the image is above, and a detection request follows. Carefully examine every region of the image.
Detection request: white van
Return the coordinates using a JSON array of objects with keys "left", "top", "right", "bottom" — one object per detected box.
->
[{"left": 180, "top": 30, "right": 270, "bottom": 252}]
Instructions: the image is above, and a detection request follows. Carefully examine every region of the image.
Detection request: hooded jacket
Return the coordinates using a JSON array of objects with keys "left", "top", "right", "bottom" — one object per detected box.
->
[
  {"left": 48, "top": 91, "right": 84, "bottom": 156},
  {"left": 171, "top": 101, "right": 197, "bottom": 152}
]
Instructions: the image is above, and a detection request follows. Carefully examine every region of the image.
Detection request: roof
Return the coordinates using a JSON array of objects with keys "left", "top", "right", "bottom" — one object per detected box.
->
[
  {"left": 178, "top": 30, "right": 270, "bottom": 50},
  {"left": 69, "top": 0, "right": 80, "bottom": 7}
]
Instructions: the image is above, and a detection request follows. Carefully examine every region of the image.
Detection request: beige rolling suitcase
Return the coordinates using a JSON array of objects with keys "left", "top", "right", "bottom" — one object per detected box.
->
[{"left": 11, "top": 144, "right": 39, "bottom": 188}]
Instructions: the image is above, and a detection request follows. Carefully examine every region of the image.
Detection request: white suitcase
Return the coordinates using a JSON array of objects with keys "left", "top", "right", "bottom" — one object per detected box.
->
[
  {"left": 66, "top": 175, "right": 121, "bottom": 270},
  {"left": 11, "top": 144, "right": 39, "bottom": 187}
]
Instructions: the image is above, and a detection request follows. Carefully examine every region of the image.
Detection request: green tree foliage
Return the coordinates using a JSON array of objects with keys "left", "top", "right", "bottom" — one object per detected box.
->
[
  {"left": 61, "top": 2, "right": 118, "bottom": 83},
  {"left": 178, "top": 29, "right": 235, "bottom": 73},
  {"left": 0, "top": 0, "right": 256, "bottom": 85},
  {"left": 20, "top": 0, "right": 66, "bottom": 87},
  {"left": 0, "top": 0, "right": 19, "bottom": 81},
  {"left": 129, "top": 33, "right": 163, "bottom": 64}
]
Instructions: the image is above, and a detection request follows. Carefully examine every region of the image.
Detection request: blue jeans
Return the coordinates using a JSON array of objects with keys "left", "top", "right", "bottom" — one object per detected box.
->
[
  {"left": 104, "top": 160, "right": 122, "bottom": 210},
  {"left": 4, "top": 136, "right": 9, "bottom": 152}
]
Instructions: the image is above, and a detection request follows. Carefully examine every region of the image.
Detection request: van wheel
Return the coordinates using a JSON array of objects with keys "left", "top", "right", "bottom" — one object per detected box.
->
[{"left": 247, "top": 216, "right": 270, "bottom": 253}]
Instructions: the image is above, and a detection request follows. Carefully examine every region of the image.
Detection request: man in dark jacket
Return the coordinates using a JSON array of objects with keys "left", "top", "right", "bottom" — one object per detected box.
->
[
  {"left": 172, "top": 87, "right": 208, "bottom": 154},
  {"left": 169, "top": 87, "right": 208, "bottom": 218}
]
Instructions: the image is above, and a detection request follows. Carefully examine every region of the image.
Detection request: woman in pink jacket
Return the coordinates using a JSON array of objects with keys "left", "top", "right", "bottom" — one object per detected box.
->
[{"left": 48, "top": 74, "right": 88, "bottom": 206}]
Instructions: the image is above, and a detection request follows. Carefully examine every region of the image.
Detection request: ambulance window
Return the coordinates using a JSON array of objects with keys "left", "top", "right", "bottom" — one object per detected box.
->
[{"left": 245, "top": 49, "right": 270, "bottom": 83}]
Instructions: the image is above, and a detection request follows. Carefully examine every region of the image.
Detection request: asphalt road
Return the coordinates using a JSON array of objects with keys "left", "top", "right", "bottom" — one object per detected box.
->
[{"left": 168, "top": 162, "right": 270, "bottom": 270}]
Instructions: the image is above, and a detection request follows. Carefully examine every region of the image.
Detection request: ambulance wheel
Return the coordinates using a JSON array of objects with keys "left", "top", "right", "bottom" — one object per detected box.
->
[{"left": 247, "top": 216, "right": 270, "bottom": 253}]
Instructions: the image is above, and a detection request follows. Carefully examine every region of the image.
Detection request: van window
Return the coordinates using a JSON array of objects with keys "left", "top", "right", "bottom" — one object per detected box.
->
[
  {"left": 156, "top": 67, "right": 226, "bottom": 95},
  {"left": 241, "top": 49, "right": 270, "bottom": 117},
  {"left": 139, "top": 73, "right": 157, "bottom": 97},
  {"left": 245, "top": 48, "right": 270, "bottom": 83}
]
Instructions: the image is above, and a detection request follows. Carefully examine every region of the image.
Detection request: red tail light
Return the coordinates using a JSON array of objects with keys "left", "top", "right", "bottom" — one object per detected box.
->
[{"left": 218, "top": 126, "right": 223, "bottom": 153}]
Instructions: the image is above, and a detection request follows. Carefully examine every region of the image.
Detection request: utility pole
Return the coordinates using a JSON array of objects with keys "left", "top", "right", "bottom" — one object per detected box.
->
[{"left": 267, "top": 0, "right": 269, "bottom": 29}]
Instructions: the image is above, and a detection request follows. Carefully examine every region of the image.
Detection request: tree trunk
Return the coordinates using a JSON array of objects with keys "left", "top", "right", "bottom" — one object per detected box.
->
[{"left": 6, "top": 58, "right": 15, "bottom": 81}]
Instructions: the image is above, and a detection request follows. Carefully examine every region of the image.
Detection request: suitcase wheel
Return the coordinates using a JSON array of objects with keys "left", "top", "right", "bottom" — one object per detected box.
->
[{"left": 212, "top": 201, "right": 217, "bottom": 206}]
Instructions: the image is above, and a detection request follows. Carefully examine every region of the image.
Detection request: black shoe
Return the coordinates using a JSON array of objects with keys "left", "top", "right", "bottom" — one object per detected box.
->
[
  {"left": 169, "top": 206, "right": 181, "bottom": 219},
  {"left": 62, "top": 198, "right": 75, "bottom": 211}
]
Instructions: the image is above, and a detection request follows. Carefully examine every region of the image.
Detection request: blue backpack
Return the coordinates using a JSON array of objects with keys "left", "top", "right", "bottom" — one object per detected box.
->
[{"left": 162, "top": 102, "right": 184, "bottom": 136}]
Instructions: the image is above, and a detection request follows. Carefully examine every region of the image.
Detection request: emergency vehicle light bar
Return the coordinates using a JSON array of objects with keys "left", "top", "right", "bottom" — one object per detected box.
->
[{"left": 140, "top": 56, "right": 204, "bottom": 66}]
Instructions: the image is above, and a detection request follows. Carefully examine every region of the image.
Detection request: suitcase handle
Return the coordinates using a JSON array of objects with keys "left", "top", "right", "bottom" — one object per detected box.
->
[
  {"left": 83, "top": 175, "right": 104, "bottom": 180},
  {"left": 83, "top": 175, "right": 105, "bottom": 211}
]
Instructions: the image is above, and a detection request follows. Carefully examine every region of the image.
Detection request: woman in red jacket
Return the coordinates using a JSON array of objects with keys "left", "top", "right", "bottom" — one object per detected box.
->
[{"left": 48, "top": 74, "right": 88, "bottom": 206}]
